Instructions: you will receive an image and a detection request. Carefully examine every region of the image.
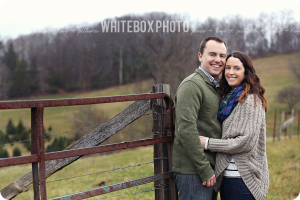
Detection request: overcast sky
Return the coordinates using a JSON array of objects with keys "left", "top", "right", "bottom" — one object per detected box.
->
[{"left": 1, "top": 0, "right": 300, "bottom": 40}]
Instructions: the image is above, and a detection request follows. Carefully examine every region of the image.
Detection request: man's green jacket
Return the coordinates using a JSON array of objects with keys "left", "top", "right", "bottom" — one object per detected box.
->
[{"left": 172, "top": 68, "right": 222, "bottom": 181}]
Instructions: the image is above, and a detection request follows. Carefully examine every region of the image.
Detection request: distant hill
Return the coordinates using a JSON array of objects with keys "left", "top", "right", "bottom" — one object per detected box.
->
[
  {"left": 1, "top": 52, "right": 300, "bottom": 146},
  {"left": 253, "top": 53, "right": 300, "bottom": 135},
  {"left": 0, "top": 54, "right": 299, "bottom": 200}
]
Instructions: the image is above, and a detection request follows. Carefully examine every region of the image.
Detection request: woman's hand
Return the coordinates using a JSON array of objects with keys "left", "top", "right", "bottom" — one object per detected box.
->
[{"left": 199, "top": 136, "right": 207, "bottom": 150}]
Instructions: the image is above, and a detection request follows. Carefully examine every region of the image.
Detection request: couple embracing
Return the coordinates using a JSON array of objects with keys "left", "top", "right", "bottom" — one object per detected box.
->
[{"left": 172, "top": 36, "right": 269, "bottom": 200}]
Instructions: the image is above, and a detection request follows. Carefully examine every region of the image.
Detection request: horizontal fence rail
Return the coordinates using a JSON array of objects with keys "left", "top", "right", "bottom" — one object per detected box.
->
[
  {"left": 50, "top": 172, "right": 173, "bottom": 200},
  {"left": 0, "top": 136, "right": 173, "bottom": 168},
  {"left": 0, "top": 93, "right": 171, "bottom": 109},
  {"left": 0, "top": 91, "right": 176, "bottom": 200}
]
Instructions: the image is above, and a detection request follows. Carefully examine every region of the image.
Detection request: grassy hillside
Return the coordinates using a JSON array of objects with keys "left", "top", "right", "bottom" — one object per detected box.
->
[
  {"left": 253, "top": 53, "right": 300, "bottom": 136},
  {"left": 1, "top": 53, "right": 300, "bottom": 144},
  {"left": 0, "top": 79, "right": 155, "bottom": 134},
  {"left": 0, "top": 79, "right": 155, "bottom": 155},
  {"left": 266, "top": 138, "right": 300, "bottom": 199},
  {"left": 0, "top": 147, "right": 155, "bottom": 199},
  {"left": 1, "top": 53, "right": 299, "bottom": 144},
  {"left": 0, "top": 53, "right": 300, "bottom": 199}
]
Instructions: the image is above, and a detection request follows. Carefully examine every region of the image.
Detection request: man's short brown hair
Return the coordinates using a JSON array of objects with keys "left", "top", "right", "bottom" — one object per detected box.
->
[{"left": 199, "top": 36, "right": 227, "bottom": 54}]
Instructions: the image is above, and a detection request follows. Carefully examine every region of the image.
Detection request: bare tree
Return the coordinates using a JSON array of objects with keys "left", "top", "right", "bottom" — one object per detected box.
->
[
  {"left": 224, "top": 15, "right": 246, "bottom": 53},
  {"left": 278, "top": 86, "right": 300, "bottom": 110},
  {"left": 136, "top": 12, "right": 197, "bottom": 96},
  {"left": 71, "top": 105, "right": 109, "bottom": 140},
  {"left": 289, "top": 54, "right": 300, "bottom": 83},
  {"left": 245, "top": 13, "right": 269, "bottom": 58}
]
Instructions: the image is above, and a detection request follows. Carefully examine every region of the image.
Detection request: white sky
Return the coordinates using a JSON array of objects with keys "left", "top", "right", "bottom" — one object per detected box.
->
[{"left": 1, "top": 0, "right": 300, "bottom": 40}]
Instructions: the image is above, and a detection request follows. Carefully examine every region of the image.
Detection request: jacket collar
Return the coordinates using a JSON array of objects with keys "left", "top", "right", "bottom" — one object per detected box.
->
[{"left": 195, "top": 68, "right": 214, "bottom": 87}]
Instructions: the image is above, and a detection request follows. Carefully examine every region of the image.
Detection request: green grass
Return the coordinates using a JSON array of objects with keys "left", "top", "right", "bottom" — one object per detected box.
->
[
  {"left": 0, "top": 79, "right": 155, "bottom": 155},
  {"left": 266, "top": 138, "right": 300, "bottom": 199},
  {"left": 0, "top": 79, "right": 155, "bottom": 134},
  {"left": 0, "top": 138, "right": 299, "bottom": 199},
  {"left": 0, "top": 146, "right": 155, "bottom": 199},
  {"left": 253, "top": 53, "right": 300, "bottom": 137}
]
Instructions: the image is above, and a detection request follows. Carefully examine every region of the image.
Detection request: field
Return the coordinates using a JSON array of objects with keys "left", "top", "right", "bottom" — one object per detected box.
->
[
  {"left": 252, "top": 53, "right": 300, "bottom": 136},
  {"left": 0, "top": 79, "right": 155, "bottom": 137},
  {"left": 266, "top": 138, "right": 300, "bottom": 199},
  {"left": 0, "top": 138, "right": 299, "bottom": 199},
  {"left": 0, "top": 53, "right": 300, "bottom": 199},
  {"left": 0, "top": 79, "right": 155, "bottom": 155},
  {"left": 1, "top": 53, "right": 300, "bottom": 141}
]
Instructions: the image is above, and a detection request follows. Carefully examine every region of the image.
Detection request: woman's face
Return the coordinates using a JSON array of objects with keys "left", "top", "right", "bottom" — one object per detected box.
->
[{"left": 224, "top": 57, "right": 245, "bottom": 89}]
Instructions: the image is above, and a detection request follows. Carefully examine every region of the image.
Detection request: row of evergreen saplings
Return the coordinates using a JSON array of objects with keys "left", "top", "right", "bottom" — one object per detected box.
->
[{"left": 0, "top": 119, "right": 71, "bottom": 158}]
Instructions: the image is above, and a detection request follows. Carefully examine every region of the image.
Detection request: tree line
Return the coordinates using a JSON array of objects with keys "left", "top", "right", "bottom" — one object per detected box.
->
[{"left": 0, "top": 10, "right": 300, "bottom": 97}]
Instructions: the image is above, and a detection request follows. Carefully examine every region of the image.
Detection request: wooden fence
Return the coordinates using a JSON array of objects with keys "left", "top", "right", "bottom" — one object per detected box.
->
[
  {"left": 0, "top": 84, "right": 178, "bottom": 200},
  {"left": 273, "top": 109, "right": 300, "bottom": 142}
]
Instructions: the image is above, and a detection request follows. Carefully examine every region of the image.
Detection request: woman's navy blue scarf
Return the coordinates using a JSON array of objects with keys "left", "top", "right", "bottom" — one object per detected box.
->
[{"left": 217, "top": 84, "right": 245, "bottom": 123}]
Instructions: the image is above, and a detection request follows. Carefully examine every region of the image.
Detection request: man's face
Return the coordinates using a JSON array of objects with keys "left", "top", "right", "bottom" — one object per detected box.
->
[{"left": 198, "top": 40, "right": 227, "bottom": 79}]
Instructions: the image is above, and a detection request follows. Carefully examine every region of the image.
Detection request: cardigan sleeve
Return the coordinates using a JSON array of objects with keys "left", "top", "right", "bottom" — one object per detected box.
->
[{"left": 208, "top": 95, "right": 265, "bottom": 154}]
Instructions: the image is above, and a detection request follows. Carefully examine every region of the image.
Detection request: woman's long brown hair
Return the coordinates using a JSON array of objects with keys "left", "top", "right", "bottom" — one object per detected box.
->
[{"left": 219, "top": 51, "right": 268, "bottom": 112}]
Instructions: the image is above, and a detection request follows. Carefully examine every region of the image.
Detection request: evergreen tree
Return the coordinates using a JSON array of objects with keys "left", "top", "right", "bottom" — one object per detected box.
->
[
  {"left": 15, "top": 129, "right": 30, "bottom": 142},
  {"left": 48, "top": 126, "right": 52, "bottom": 132},
  {"left": 14, "top": 119, "right": 30, "bottom": 142},
  {"left": 2, "top": 43, "right": 18, "bottom": 71},
  {"left": 17, "top": 119, "right": 25, "bottom": 134},
  {"left": 6, "top": 119, "right": 16, "bottom": 135},
  {"left": 0, "top": 130, "right": 10, "bottom": 144},
  {"left": 47, "top": 69, "right": 64, "bottom": 93},
  {"left": 45, "top": 126, "right": 52, "bottom": 142},
  {"left": 28, "top": 55, "right": 39, "bottom": 93},
  {"left": 7, "top": 59, "right": 32, "bottom": 97},
  {"left": 0, "top": 38, "right": 3, "bottom": 53},
  {"left": 13, "top": 147, "right": 21, "bottom": 157},
  {"left": 0, "top": 147, "right": 9, "bottom": 158},
  {"left": 46, "top": 137, "right": 70, "bottom": 152}
]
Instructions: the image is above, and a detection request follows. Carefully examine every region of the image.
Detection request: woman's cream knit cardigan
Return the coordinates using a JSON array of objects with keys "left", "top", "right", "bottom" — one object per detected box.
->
[{"left": 209, "top": 94, "right": 269, "bottom": 200}]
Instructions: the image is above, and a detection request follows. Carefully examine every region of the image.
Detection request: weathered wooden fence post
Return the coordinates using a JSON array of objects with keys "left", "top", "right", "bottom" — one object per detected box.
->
[
  {"left": 284, "top": 111, "right": 288, "bottom": 139},
  {"left": 152, "top": 84, "right": 177, "bottom": 200},
  {"left": 278, "top": 110, "right": 294, "bottom": 141},
  {"left": 278, "top": 111, "right": 285, "bottom": 141},
  {"left": 273, "top": 109, "right": 277, "bottom": 142},
  {"left": 298, "top": 110, "right": 300, "bottom": 138},
  {"left": 289, "top": 109, "right": 294, "bottom": 139}
]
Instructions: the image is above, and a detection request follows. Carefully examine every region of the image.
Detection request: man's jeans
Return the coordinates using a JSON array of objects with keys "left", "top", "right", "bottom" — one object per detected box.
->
[{"left": 173, "top": 172, "right": 218, "bottom": 200}]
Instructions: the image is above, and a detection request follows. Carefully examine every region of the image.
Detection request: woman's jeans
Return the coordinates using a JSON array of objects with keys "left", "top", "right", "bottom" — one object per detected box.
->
[
  {"left": 173, "top": 172, "right": 218, "bottom": 200},
  {"left": 220, "top": 177, "right": 255, "bottom": 200}
]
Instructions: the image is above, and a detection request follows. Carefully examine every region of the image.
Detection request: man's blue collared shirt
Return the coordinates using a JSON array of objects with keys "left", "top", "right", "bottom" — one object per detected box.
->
[{"left": 198, "top": 66, "right": 220, "bottom": 88}]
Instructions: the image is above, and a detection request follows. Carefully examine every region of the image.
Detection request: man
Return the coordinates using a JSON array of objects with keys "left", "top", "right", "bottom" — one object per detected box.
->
[{"left": 172, "top": 36, "right": 227, "bottom": 200}]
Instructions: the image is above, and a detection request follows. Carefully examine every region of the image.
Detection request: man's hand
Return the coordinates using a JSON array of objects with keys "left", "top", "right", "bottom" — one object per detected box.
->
[
  {"left": 199, "top": 136, "right": 207, "bottom": 150},
  {"left": 202, "top": 174, "right": 216, "bottom": 187}
]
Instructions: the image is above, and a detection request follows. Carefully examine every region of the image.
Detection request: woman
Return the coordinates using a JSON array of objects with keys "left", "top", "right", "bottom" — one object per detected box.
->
[{"left": 199, "top": 51, "right": 269, "bottom": 200}]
